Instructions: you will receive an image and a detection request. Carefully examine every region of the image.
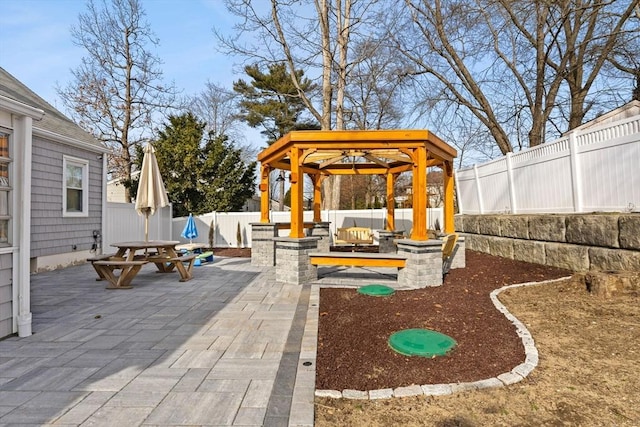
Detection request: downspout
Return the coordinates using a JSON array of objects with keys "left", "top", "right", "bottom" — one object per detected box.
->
[
  {"left": 101, "top": 154, "right": 108, "bottom": 254},
  {"left": 15, "top": 115, "right": 33, "bottom": 337}
]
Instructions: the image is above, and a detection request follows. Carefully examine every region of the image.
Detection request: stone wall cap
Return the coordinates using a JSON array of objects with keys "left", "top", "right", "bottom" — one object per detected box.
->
[{"left": 396, "top": 239, "right": 442, "bottom": 247}]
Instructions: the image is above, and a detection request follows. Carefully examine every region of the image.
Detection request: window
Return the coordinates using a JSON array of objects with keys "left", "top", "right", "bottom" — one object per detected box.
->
[
  {"left": 63, "top": 156, "right": 89, "bottom": 217},
  {"left": 0, "top": 132, "right": 9, "bottom": 245}
]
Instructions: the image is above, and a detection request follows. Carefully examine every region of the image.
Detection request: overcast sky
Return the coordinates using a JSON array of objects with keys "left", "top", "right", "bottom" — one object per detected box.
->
[{"left": 1, "top": 0, "right": 265, "bottom": 145}]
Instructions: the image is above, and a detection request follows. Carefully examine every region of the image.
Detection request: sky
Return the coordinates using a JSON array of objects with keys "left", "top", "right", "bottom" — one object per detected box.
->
[{"left": 0, "top": 0, "right": 265, "bottom": 146}]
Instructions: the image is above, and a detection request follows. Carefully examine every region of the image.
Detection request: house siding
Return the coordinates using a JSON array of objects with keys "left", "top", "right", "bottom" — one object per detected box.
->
[
  {"left": 30, "top": 137, "right": 103, "bottom": 257},
  {"left": 0, "top": 252, "right": 12, "bottom": 337}
]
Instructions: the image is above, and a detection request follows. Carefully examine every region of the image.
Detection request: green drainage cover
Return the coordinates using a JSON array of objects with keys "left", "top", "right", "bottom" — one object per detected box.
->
[
  {"left": 358, "top": 284, "right": 395, "bottom": 296},
  {"left": 388, "top": 328, "right": 456, "bottom": 357}
]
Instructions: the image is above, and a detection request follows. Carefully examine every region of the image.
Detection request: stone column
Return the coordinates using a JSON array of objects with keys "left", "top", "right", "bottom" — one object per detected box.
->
[
  {"left": 274, "top": 237, "right": 320, "bottom": 285},
  {"left": 450, "top": 235, "right": 466, "bottom": 270},
  {"left": 378, "top": 230, "right": 404, "bottom": 253},
  {"left": 308, "top": 222, "right": 331, "bottom": 252},
  {"left": 396, "top": 239, "right": 443, "bottom": 288},
  {"left": 251, "top": 223, "right": 277, "bottom": 266}
]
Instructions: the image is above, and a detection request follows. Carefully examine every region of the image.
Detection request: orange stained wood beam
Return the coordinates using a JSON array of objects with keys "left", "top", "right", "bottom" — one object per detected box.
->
[
  {"left": 443, "top": 161, "right": 455, "bottom": 233},
  {"left": 312, "top": 174, "right": 325, "bottom": 222},
  {"left": 260, "top": 165, "right": 270, "bottom": 222},
  {"left": 411, "top": 146, "right": 428, "bottom": 240},
  {"left": 386, "top": 173, "right": 395, "bottom": 230},
  {"left": 289, "top": 147, "right": 305, "bottom": 238},
  {"left": 309, "top": 255, "right": 406, "bottom": 268}
]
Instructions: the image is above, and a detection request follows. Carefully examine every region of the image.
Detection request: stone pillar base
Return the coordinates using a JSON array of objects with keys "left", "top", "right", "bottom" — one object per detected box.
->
[
  {"left": 308, "top": 222, "right": 331, "bottom": 252},
  {"left": 396, "top": 239, "right": 443, "bottom": 288},
  {"left": 251, "top": 223, "right": 277, "bottom": 266},
  {"left": 450, "top": 235, "right": 466, "bottom": 270},
  {"left": 378, "top": 230, "right": 404, "bottom": 253},
  {"left": 274, "top": 237, "right": 319, "bottom": 285}
]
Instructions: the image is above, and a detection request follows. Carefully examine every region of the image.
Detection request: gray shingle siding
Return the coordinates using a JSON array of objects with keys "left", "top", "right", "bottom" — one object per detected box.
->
[
  {"left": 0, "top": 253, "right": 12, "bottom": 337},
  {"left": 30, "top": 137, "right": 103, "bottom": 257}
]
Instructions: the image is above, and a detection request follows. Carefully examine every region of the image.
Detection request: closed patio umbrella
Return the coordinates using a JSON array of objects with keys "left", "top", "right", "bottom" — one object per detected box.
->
[
  {"left": 181, "top": 213, "right": 198, "bottom": 243},
  {"left": 135, "top": 144, "right": 169, "bottom": 241}
]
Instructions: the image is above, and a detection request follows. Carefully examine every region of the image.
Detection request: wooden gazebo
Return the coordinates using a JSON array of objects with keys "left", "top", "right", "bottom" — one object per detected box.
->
[{"left": 257, "top": 130, "right": 457, "bottom": 239}]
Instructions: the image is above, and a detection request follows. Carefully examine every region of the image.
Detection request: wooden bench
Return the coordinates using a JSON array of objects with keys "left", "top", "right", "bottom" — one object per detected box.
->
[
  {"left": 91, "top": 260, "right": 148, "bottom": 289},
  {"left": 87, "top": 254, "right": 120, "bottom": 281},
  {"left": 168, "top": 254, "right": 196, "bottom": 282},
  {"left": 442, "top": 233, "right": 459, "bottom": 275},
  {"left": 334, "top": 227, "right": 374, "bottom": 246},
  {"left": 309, "top": 252, "right": 407, "bottom": 269}
]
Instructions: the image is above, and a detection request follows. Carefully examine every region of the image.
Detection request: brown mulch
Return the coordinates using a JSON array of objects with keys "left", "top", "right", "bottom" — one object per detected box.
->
[
  {"left": 211, "top": 247, "right": 252, "bottom": 258},
  {"left": 315, "top": 250, "right": 573, "bottom": 391}
]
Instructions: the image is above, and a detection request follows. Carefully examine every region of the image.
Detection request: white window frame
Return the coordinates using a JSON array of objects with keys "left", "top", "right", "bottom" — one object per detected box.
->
[
  {"left": 62, "top": 155, "right": 89, "bottom": 217},
  {"left": 0, "top": 130, "right": 10, "bottom": 246}
]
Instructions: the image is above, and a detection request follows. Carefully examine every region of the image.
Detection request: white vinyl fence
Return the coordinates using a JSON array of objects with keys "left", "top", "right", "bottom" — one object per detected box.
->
[
  {"left": 170, "top": 208, "right": 443, "bottom": 248},
  {"left": 103, "top": 202, "right": 173, "bottom": 250},
  {"left": 102, "top": 204, "right": 443, "bottom": 250},
  {"left": 455, "top": 115, "right": 640, "bottom": 214}
]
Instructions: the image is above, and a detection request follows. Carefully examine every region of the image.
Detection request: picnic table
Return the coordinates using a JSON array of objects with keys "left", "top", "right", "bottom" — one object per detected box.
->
[{"left": 88, "top": 240, "right": 196, "bottom": 289}]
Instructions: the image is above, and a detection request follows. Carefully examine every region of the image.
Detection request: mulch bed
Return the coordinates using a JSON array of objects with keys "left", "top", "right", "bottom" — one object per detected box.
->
[{"left": 315, "top": 250, "right": 573, "bottom": 391}]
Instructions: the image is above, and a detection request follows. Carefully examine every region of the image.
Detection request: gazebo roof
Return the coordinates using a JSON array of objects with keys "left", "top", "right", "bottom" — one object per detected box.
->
[
  {"left": 256, "top": 129, "right": 458, "bottom": 239},
  {"left": 257, "top": 130, "right": 457, "bottom": 175}
]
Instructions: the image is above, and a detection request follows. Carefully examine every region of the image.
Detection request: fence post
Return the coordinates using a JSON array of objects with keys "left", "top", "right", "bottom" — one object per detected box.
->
[
  {"left": 506, "top": 153, "right": 517, "bottom": 213},
  {"left": 473, "top": 164, "right": 484, "bottom": 214},
  {"left": 569, "top": 131, "right": 583, "bottom": 213}
]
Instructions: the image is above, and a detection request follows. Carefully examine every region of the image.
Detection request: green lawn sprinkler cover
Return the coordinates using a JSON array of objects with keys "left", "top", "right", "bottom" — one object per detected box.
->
[
  {"left": 357, "top": 284, "right": 395, "bottom": 296},
  {"left": 388, "top": 328, "right": 456, "bottom": 357}
]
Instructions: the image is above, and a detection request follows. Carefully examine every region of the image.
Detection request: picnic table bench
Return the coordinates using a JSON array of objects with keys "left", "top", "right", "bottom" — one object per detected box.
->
[{"left": 91, "top": 260, "right": 148, "bottom": 289}]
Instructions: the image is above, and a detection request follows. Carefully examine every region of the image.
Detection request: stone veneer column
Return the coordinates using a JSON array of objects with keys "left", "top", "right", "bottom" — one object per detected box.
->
[
  {"left": 308, "top": 222, "right": 331, "bottom": 252},
  {"left": 274, "top": 237, "right": 319, "bottom": 285},
  {"left": 396, "top": 239, "right": 443, "bottom": 288},
  {"left": 251, "top": 223, "right": 277, "bottom": 266},
  {"left": 450, "top": 235, "right": 466, "bottom": 270},
  {"left": 378, "top": 230, "right": 404, "bottom": 253}
]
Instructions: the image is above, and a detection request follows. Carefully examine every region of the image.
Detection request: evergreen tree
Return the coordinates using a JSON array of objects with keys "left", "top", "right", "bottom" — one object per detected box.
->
[
  {"left": 144, "top": 112, "right": 256, "bottom": 217},
  {"left": 233, "top": 63, "right": 319, "bottom": 144}
]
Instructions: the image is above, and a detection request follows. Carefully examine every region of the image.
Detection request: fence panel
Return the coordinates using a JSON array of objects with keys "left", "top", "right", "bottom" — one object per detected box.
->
[
  {"left": 104, "top": 203, "right": 173, "bottom": 250},
  {"left": 456, "top": 114, "right": 640, "bottom": 214}
]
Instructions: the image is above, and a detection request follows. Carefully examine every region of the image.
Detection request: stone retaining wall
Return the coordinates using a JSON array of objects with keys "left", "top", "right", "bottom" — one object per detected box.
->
[{"left": 455, "top": 213, "right": 640, "bottom": 272}]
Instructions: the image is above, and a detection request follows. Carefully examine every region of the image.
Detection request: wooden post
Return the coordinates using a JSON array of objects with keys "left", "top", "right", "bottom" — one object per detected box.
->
[
  {"left": 386, "top": 173, "right": 396, "bottom": 230},
  {"left": 443, "top": 161, "right": 455, "bottom": 234},
  {"left": 312, "top": 174, "right": 324, "bottom": 223},
  {"left": 412, "top": 146, "right": 428, "bottom": 240},
  {"left": 289, "top": 148, "right": 305, "bottom": 238},
  {"left": 260, "top": 165, "right": 270, "bottom": 223}
]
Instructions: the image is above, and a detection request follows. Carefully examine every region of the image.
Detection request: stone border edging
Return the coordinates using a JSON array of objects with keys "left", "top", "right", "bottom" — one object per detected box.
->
[{"left": 314, "top": 276, "right": 573, "bottom": 400}]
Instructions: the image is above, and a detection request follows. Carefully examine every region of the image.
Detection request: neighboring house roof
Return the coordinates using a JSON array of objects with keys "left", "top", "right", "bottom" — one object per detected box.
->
[
  {"left": 566, "top": 100, "right": 640, "bottom": 133},
  {"left": 0, "top": 67, "right": 106, "bottom": 151}
]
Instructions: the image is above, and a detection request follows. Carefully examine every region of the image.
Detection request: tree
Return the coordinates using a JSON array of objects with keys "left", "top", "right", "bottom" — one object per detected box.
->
[
  {"left": 233, "top": 63, "right": 319, "bottom": 143},
  {"left": 58, "top": 0, "right": 178, "bottom": 202},
  {"left": 218, "top": 0, "right": 385, "bottom": 209},
  {"left": 190, "top": 81, "right": 242, "bottom": 142},
  {"left": 394, "top": 0, "right": 638, "bottom": 156},
  {"left": 151, "top": 113, "right": 257, "bottom": 217},
  {"left": 189, "top": 81, "right": 258, "bottom": 165},
  {"left": 233, "top": 62, "right": 319, "bottom": 210}
]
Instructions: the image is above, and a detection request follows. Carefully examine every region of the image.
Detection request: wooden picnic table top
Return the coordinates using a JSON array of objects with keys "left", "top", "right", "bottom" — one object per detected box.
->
[{"left": 111, "top": 240, "right": 180, "bottom": 250}]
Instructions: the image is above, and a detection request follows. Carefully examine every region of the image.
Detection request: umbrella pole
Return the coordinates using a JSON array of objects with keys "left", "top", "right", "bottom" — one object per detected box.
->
[{"left": 145, "top": 214, "right": 149, "bottom": 242}]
